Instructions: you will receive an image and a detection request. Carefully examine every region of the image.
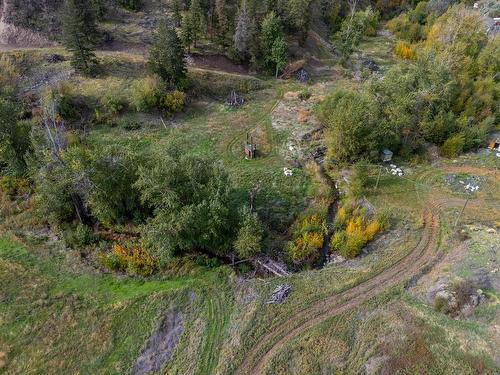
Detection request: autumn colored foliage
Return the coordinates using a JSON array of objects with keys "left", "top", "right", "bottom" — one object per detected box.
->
[
  {"left": 394, "top": 41, "right": 416, "bottom": 60},
  {"left": 100, "top": 244, "right": 157, "bottom": 276},
  {"left": 330, "top": 200, "right": 382, "bottom": 258}
]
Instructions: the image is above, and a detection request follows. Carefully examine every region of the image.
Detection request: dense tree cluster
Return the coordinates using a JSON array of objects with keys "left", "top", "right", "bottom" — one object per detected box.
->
[{"left": 321, "top": 4, "right": 498, "bottom": 163}]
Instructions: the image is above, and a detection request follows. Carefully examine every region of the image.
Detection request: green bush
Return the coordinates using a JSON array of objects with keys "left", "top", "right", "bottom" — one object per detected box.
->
[
  {"left": 99, "top": 252, "right": 123, "bottom": 271},
  {"left": 441, "top": 133, "right": 465, "bottom": 158},
  {"left": 100, "top": 92, "right": 126, "bottom": 116},
  {"left": 162, "top": 90, "right": 186, "bottom": 115},
  {"left": 0, "top": 175, "right": 29, "bottom": 197},
  {"left": 51, "top": 84, "right": 89, "bottom": 124},
  {"left": 64, "top": 224, "right": 96, "bottom": 248},
  {"left": 298, "top": 89, "right": 312, "bottom": 101},
  {"left": 131, "top": 76, "right": 163, "bottom": 112},
  {"left": 234, "top": 207, "right": 264, "bottom": 259}
]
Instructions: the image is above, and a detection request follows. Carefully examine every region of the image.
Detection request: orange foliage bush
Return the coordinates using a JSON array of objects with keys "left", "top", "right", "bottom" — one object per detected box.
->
[
  {"left": 298, "top": 109, "right": 309, "bottom": 123},
  {"left": 394, "top": 41, "right": 416, "bottom": 60},
  {"left": 102, "top": 244, "right": 157, "bottom": 276},
  {"left": 364, "top": 220, "right": 381, "bottom": 241},
  {"left": 289, "top": 232, "right": 324, "bottom": 263}
]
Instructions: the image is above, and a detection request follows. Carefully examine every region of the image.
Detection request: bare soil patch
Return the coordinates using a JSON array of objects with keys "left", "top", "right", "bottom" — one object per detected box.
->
[
  {"left": 188, "top": 53, "right": 249, "bottom": 75},
  {"left": 132, "top": 308, "right": 183, "bottom": 375}
]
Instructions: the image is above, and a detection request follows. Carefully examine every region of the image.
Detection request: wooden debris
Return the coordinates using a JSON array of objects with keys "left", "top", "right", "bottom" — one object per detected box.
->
[
  {"left": 280, "top": 60, "right": 306, "bottom": 79},
  {"left": 225, "top": 90, "right": 245, "bottom": 107},
  {"left": 267, "top": 284, "right": 291, "bottom": 304},
  {"left": 253, "top": 257, "right": 290, "bottom": 277},
  {"left": 296, "top": 68, "right": 310, "bottom": 83}
]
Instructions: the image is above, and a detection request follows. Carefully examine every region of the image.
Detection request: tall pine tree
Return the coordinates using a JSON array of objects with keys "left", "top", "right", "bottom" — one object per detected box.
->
[
  {"left": 149, "top": 20, "right": 187, "bottom": 89},
  {"left": 62, "top": 0, "right": 99, "bottom": 75},
  {"left": 172, "top": 0, "right": 182, "bottom": 27},
  {"left": 233, "top": 0, "right": 250, "bottom": 59},
  {"left": 215, "top": 0, "right": 229, "bottom": 46},
  {"left": 182, "top": 0, "right": 204, "bottom": 49},
  {"left": 261, "top": 12, "right": 285, "bottom": 73}
]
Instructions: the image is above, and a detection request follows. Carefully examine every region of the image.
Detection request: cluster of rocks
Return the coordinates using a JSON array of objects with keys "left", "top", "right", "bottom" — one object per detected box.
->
[
  {"left": 297, "top": 68, "right": 309, "bottom": 83},
  {"left": 361, "top": 57, "right": 379, "bottom": 72},
  {"left": 266, "top": 284, "right": 291, "bottom": 304},
  {"left": 427, "top": 273, "right": 490, "bottom": 317},
  {"left": 443, "top": 174, "right": 485, "bottom": 192}
]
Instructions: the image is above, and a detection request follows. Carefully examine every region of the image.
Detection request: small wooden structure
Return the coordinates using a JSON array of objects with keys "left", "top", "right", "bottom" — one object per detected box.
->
[
  {"left": 381, "top": 149, "right": 393, "bottom": 162},
  {"left": 245, "top": 133, "right": 257, "bottom": 159}
]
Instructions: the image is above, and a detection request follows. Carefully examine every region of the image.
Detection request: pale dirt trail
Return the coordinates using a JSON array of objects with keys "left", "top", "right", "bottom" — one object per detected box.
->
[{"left": 235, "top": 198, "right": 469, "bottom": 375}]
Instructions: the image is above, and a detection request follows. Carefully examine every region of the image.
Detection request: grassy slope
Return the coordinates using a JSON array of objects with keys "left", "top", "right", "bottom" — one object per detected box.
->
[{"left": 0, "top": 236, "right": 232, "bottom": 374}]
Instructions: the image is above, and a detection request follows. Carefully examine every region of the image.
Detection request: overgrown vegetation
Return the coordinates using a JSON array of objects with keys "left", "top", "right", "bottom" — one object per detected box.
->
[
  {"left": 320, "top": 4, "right": 498, "bottom": 163},
  {"left": 0, "top": 0, "right": 498, "bottom": 372}
]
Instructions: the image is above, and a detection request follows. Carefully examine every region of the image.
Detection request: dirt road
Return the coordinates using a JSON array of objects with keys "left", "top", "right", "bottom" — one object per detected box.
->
[{"left": 235, "top": 198, "right": 467, "bottom": 375}]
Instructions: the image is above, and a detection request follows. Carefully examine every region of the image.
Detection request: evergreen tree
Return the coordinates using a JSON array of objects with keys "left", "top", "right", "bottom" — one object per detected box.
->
[
  {"left": 289, "top": 0, "right": 312, "bottom": 44},
  {"left": 181, "top": 12, "right": 195, "bottom": 53},
  {"left": 215, "top": 0, "right": 229, "bottom": 45},
  {"left": 149, "top": 20, "right": 187, "bottom": 89},
  {"left": 181, "top": 0, "right": 205, "bottom": 51},
  {"left": 62, "top": 0, "right": 99, "bottom": 75},
  {"left": 233, "top": 0, "right": 250, "bottom": 58},
  {"left": 172, "top": 0, "right": 182, "bottom": 27}
]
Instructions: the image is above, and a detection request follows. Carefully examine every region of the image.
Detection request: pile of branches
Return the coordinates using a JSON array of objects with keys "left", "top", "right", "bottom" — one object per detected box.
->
[
  {"left": 225, "top": 90, "right": 245, "bottom": 107},
  {"left": 266, "top": 284, "right": 291, "bottom": 304},
  {"left": 280, "top": 59, "right": 306, "bottom": 79},
  {"left": 297, "top": 68, "right": 310, "bottom": 83}
]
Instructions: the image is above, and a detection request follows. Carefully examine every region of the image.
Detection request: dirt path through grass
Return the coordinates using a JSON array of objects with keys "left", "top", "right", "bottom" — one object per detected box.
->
[{"left": 235, "top": 198, "right": 470, "bottom": 375}]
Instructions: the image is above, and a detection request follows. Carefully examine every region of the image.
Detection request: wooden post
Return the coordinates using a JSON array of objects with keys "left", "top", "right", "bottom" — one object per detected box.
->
[
  {"left": 454, "top": 196, "right": 469, "bottom": 229},
  {"left": 375, "top": 165, "right": 382, "bottom": 190}
]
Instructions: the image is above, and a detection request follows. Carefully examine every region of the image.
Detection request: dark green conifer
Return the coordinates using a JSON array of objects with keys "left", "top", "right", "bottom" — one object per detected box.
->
[{"left": 62, "top": 0, "right": 99, "bottom": 75}]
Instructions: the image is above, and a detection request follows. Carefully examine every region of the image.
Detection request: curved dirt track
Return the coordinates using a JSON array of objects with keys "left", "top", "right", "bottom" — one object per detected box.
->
[{"left": 235, "top": 198, "right": 468, "bottom": 375}]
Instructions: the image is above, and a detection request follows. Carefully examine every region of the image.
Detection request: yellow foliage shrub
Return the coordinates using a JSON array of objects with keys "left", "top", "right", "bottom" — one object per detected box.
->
[
  {"left": 345, "top": 228, "right": 366, "bottom": 258},
  {"left": 334, "top": 207, "right": 348, "bottom": 228},
  {"left": 298, "top": 214, "right": 326, "bottom": 234},
  {"left": 364, "top": 220, "right": 381, "bottom": 241},
  {"left": 394, "top": 41, "right": 416, "bottom": 60},
  {"left": 289, "top": 232, "right": 324, "bottom": 263},
  {"left": 346, "top": 217, "right": 363, "bottom": 235},
  {"left": 112, "top": 244, "right": 129, "bottom": 268},
  {"left": 106, "top": 244, "right": 157, "bottom": 276}
]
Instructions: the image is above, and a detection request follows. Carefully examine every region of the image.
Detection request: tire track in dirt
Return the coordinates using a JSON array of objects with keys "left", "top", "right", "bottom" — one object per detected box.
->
[
  {"left": 196, "top": 296, "right": 224, "bottom": 375},
  {"left": 235, "top": 198, "right": 468, "bottom": 375}
]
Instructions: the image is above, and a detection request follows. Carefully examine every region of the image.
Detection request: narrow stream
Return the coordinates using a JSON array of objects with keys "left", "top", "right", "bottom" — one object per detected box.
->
[{"left": 318, "top": 162, "right": 339, "bottom": 267}]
